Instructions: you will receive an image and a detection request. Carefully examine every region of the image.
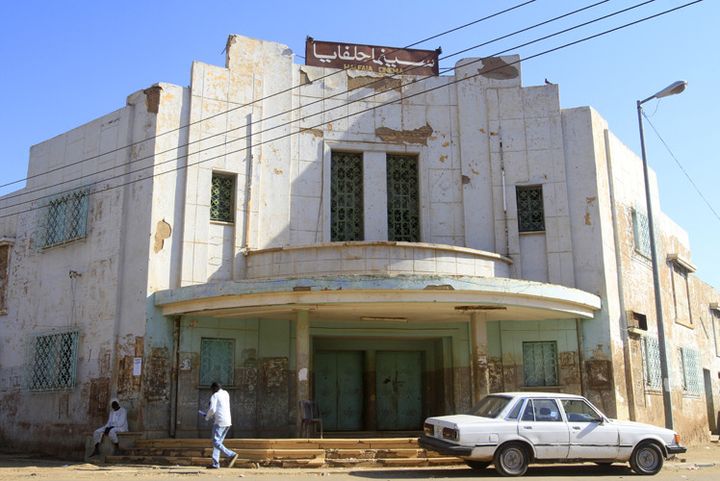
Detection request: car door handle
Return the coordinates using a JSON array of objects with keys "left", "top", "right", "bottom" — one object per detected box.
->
[
  {"left": 572, "top": 426, "right": 581, "bottom": 430},
  {"left": 522, "top": 426, "right": 533, "bottom": 430}
]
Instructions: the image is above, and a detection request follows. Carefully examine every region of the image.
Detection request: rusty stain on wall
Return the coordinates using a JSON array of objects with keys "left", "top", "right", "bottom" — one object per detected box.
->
[
  {"left": 478, "top": 57, "right": 519, "bottom": 80},
  {"left": 347, "top": 75, "right": 402, "bottom": 93},
  {"left": 143, "top": 85, "right": 163, "bottom": 114},
  {"left": 145, "top": 347, "right": 170, "bottom": 401},
  {"left": 488, "top": 357, "right": 504, "bottom": 392},
  {"left": 258, "top": 357, "right": 289, "bottom": 435},
  {"left": 153, "top": 219, "right": 172, "bottom": 254},
  {"left": 586, "top": 359, "right": 612, "bottom": 388},
  {"left": 88, "top": 377, "right": 110, "bottom": 419},
  {"left": 585, "top": 196, "right": 596, "bottom": 226},
  {"left": 301, "top": 128, "right": 324, "bottom": 138},
  {"left": 375, "top": 123, "right": 433, "bottom": 145}
]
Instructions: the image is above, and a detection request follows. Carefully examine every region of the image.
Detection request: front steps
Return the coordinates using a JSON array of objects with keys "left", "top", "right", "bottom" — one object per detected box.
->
[{"left": 104, "top": 437, "right": 462, "bottom": 468}]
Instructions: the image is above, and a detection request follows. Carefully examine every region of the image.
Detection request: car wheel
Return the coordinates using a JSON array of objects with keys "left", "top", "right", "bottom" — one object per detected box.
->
[
  {"left": 494, "top": 442, "right": 529, "bottom": 477},
  {"left": 630, "top": 442, "right": 664, "bottom": 475},
  {"left": 465, "top": 460, "right": 490, "bottom": 470}
]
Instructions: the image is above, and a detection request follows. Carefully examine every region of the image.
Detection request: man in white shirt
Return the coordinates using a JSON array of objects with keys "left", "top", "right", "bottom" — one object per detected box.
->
[
  {"left": 204, "top": 382, "right": 238, "bottom": 469},
  {"left": 90, "top": 399, "right": 128, "bottom": 456}
]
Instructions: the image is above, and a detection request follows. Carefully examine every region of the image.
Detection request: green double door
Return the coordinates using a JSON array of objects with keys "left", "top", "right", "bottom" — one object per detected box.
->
[{"left": 315, "top": 350, "right": 423, "bottom": 431}]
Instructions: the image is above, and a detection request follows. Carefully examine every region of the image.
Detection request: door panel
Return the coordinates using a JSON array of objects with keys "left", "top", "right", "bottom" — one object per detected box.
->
[
  {"left": 376, "top": 351, "right": 423, "bottom": 430},
  {"left": 315, "top": 351, "right": 363, "bottom": 431},
  {"left": 562, "top": 399, "right": 618, "bottom": 459},
  {"left": 519, "top": 399, "right": 569, "bottom": 459}
]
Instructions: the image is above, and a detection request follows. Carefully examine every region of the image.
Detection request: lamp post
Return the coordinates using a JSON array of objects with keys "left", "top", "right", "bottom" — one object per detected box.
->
[{"left": 636, "top": 80, "right": 686, "bottom": 430}]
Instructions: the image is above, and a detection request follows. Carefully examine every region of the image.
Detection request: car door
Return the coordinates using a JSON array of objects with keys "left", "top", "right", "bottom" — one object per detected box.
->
[
  {"left": 518, "top": 398, "right": 569, "bottom": 459},
  {"left": 561, "top": 398, "right": 619, "bottom": 460}
]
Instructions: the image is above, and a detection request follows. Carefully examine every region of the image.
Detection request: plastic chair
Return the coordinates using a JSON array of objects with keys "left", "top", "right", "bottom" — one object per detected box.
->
[{"left": 299, "top": 400, "right": 323, "bottom": 438}]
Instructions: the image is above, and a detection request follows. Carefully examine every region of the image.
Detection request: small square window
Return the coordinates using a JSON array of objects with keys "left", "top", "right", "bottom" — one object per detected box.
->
[
  {"left": 28, "top": 331, "right": 79, "bottom": 391},
  {"left": 632, "top": 209, "right": 651, "bottom": 258},
  {"left": 629, "top": 311, "right": 648, "bottom": 331},
  {"left": 210, "top": 173, "right": 235, "bottom": 223},
  {"left": 43, "top": 189, "right": 89, "bottom": 248},
  {"left": 516, "top": 186, "right": 545, "bottom": 232}
]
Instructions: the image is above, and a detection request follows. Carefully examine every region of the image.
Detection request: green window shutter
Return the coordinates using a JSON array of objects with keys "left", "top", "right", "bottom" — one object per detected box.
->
[
  {"left": 643, "top": 336, "right": 662, "bottom": 389},
  {"left": 632, "top": 209, "right": 651, "bottom": 258},
  {"left": 680, "top": 347, "right": 701, "bottom": 395},
  {"left": 200, "top": 338, "right": 235, "bottom": 386},
  {"left": 522, "top": 341, "right": 558, "bottom": 387}
]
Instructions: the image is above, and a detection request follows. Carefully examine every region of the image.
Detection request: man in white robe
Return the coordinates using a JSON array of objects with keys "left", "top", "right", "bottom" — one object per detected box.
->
[{"left": 90, "top": 399, "right": 128, "bottom": 456}]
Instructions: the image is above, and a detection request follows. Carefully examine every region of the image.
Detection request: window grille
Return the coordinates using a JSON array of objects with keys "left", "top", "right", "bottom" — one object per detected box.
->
[
  {"left": 632, "top": 209, "right": 651, "bottom": 258},
  {"left": 386, "top": 154, "right": 420, "bottom": 242},
  {"left": 210, "top": 174, "right": 235, "bottom": 223},
  {"left": 28, "top": 331, "right": 79, "bottom": 391},
  {"left": 522, "top": 341, "right": 558, "bottom": 387},
  {"left": 44, "top": 190, "right": 89, "bottom": 248},
  {"left": 516, "top": 185, "right": 545, "bottom": 232},
  {"left": 643, "top": 336, "right": 662, "bottom": 389},
  {"left": 331, "top": 151, "right": 363, "bottom": 242},
  {"left": 0, "top": 244, "right": 9, "bottom": 314},
  {"left": 200, "top": 338, "right": 234, "bottom": 387},
  {"left": 680, "top": 347, "right": 701, "bottom": 394}
]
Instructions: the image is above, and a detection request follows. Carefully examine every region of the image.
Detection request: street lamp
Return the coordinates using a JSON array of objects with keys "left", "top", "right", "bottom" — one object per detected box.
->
[{"left": 636, "top": 80, "right": 687, "bottom": 430}]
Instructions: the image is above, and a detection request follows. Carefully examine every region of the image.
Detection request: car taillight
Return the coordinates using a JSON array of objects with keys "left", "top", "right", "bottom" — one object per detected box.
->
[
  {"left": 442, "top": 427, "right": 459, "bottom": 441},
  {"left": 674, "top": 433, "right": 682, "bottom": 445},
  {"left": 424, "top": 423, "right": 434, "bottom": 436}
]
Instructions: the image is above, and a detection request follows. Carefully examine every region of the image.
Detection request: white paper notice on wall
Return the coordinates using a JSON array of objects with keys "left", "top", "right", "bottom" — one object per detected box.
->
[
  {"left": 298, "top": 367, "right": 308, "bottom": 382},
  {"left": 133, "top": 357, "right": 142, "bottom": 376}
]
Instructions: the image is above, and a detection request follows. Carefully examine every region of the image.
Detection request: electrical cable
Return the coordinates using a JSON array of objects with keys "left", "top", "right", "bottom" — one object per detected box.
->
[
  {"left": 641, "top": 110, "right": 720, "bottom": 223},
  {"left": 0, "top": 0, "right": 625, "bottom": 208},
  {"left": 0, "top": 0, "right": 702, "bottom": 221},
  {"left": 0, "top": 0, "right": 536, "bottom": 191}
]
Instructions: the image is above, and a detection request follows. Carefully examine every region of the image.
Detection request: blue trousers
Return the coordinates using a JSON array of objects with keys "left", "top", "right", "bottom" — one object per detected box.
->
[{"left": 211, "top": 425, "right": 235, "bottom": 467}]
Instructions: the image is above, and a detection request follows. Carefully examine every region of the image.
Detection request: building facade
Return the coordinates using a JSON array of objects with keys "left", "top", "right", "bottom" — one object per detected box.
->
[{"left": 0, "top": 34, "right": 718, "bottom": 457}]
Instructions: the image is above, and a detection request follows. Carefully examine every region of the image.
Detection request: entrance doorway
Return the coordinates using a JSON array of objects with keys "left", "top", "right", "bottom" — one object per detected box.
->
[
  {"left": 315, "top": 351, "right": 364, "bottom": 431},
  {"left": 376, "top": 351, "right": 423, "bottom": 430},
  {"left": 703, "top": 369, "right": 718, "bottom": 434}
]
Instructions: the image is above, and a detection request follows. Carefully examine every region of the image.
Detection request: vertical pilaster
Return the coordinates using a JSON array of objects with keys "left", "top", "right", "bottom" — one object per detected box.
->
[
  {"left": 470, "top": 312, "right": 490, "bottom": 403},
  {"left": 295, "top": 310, "right": 310, "bottom": 435}
]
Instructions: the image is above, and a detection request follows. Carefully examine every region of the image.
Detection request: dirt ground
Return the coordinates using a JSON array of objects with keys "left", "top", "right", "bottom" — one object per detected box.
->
[{"left": 0, "top": 443, "right": 717, "bottom": 481}]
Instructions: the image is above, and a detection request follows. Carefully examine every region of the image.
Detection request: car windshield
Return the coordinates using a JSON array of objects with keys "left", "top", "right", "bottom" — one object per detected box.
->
[{"left": 467, "top": 395, "right": 512, "bottom": 418}]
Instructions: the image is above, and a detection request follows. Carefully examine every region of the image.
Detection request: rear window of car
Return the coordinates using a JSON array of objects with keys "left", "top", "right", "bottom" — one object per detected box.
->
[{"left": 467, "top": 395, "right": 513, "bottom": 418}]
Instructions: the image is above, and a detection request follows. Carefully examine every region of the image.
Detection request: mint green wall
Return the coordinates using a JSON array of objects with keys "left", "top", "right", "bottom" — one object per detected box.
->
[{"left": 495, "top": 319, "right": 578, "bottom": 364}]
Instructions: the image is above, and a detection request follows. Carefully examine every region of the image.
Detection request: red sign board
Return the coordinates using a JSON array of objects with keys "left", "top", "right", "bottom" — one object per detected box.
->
[{"left": 305, "top": 37, "right": 440, "bottom": 76}]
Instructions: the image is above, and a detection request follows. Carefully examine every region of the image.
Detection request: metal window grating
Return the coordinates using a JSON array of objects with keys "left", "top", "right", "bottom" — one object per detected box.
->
[
  {"left": 680, "top": 347, "right": 701, "bottom": 394},
  {"left": 331, "top": 151, "right": 363, "bottom": 242},
  {"left": 210, "top": 174, "right": 235, "bottom": 222},
  {"left": 516, "top": 186, "right": 545, "bottom": 232},
  {"left": 387, "top": 154, "right": 420, "bottom": 242},
  {"left": 643, "top": 336, "right": 662, "bottom": 389},
  {"left": 28, "top": 331, "right": 79, "bottom": 391},
  {"left": 200, "top": 338, "right": 234, "bottom": 387},
  {"left": 632, "top": 209, "right": 651, "bottom": 258},
  {"left": 522, "top": 341, "right": 558, "bottom": 387},
  {"left": 44, "top": 190, "right": 89, "bottom": 248}
]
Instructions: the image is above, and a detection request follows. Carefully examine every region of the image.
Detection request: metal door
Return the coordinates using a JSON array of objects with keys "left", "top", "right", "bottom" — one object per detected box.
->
[
  {"left": 314, "top": 351, "right": 363, "bottom": 431},
  {"left": 376, "top": 351, "right": 423, "bottom": 430}
]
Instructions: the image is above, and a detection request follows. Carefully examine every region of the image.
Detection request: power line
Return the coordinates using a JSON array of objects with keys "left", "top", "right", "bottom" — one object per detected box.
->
[
  {"left": 641, "top": 110, "right": 720, "bottom": 223},
  {"left": 0, "top": 0, "right": 702, "bottom": 221},
  {"left": 0, "top": 0, "right": 536, "bottom": 192},
  {"left": 0, "top": 0, "right": 632, "bottom": 209}
]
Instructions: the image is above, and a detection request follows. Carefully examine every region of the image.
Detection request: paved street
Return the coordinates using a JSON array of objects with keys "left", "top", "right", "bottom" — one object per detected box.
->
[{"left": 1, "top": 451, "right": 718, "bottom": 481}]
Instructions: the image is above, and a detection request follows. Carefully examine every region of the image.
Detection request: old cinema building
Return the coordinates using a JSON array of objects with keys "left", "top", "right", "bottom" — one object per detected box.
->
[{"left": 0, "top": 34, "right": 718, "bottom": 455}]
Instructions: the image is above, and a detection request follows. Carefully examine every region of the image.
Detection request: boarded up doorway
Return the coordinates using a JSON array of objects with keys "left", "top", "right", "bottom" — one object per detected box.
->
[{"left": 376, "top": 351, "right": 423, "bottom": 430}]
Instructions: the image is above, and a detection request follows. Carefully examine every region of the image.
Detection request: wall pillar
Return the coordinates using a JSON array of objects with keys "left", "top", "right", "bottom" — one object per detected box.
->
[
  {"left": 470, "top": 312, "right": 490, "bottom": 404},
  {"left": 295, "top": 310, "right": 310, "bottom": 435}
]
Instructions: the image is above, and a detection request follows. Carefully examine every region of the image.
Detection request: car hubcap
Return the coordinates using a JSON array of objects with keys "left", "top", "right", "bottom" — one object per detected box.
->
[
  {"left": 502, "top": 447, "right": 524, "bottom": 472},
  {"left": 637, "top": 447, "right": 659, "bottom": 471}
]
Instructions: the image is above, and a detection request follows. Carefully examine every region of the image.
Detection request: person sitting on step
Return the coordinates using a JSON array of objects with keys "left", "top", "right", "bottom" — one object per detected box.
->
[{"left": 90, "top": 399, "right": 128, "bottom": 456}]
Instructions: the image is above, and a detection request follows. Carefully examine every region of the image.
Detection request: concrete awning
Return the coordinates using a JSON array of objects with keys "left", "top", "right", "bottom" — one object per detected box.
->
[{"left": 154, "top": 275, "right": 601, "bottom": 323}]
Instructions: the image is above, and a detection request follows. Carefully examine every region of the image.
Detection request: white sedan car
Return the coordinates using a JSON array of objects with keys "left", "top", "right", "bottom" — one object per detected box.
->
[{"left": 419, "top": 392, "right": 686, "bottom": 476}]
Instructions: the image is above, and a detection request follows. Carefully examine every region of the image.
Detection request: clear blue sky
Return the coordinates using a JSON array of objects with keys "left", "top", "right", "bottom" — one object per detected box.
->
[{"left": 1, "top": 0, "right": 718, "bottom": 289}]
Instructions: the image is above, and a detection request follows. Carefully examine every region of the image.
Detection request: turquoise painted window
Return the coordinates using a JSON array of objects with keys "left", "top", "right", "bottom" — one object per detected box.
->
[
  {"left": 516, "top": 185, "right": 545, "bottom": 232},
  {"left": 44, "top": 189, "right": 89, "bottom": 248},
  {"left": 386, "top": 154, "right": 419, "bottom": 242},
  {"left": 680, "top": 347, "right": 701, "bottom": 395},
  {"left": 200, "top": 338, "right": 234, "bottom": 387},
  {"left": 331, "top": 151, "right": 363, "bottom": 241},
  {"left": 210, "top": 173, "right": 235, "bottom": 223},
  {"left": 28, "top": 331, "right": 79, "bottom": 391},
  {"left": 522, "top": 341, "right": 557, "bottom": 387},
  {"left": 632, "top": 209, "right": 651, "bottom": 258},
  {"left": 643, "top": 336, "right": 662, "bottom": 389}
]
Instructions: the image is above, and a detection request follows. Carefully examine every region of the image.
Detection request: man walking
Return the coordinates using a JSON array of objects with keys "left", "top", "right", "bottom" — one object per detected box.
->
[{"left": 204, "top": 382, "right": 238, "bottom": 469}]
